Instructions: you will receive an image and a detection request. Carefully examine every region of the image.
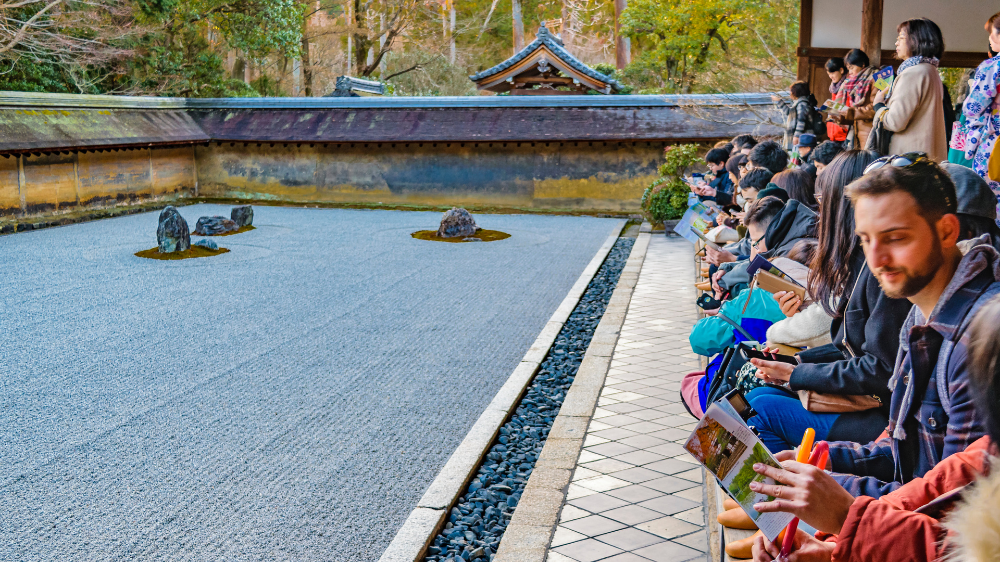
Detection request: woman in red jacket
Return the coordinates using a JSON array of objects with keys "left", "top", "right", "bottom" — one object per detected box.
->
[{"left": 749, "top": 295, "right": 1000, "bottom": 562}]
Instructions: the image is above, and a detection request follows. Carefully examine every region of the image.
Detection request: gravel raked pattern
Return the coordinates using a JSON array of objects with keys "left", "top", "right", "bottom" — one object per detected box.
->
[
  {"left": 0, "top": 204, "right": 621, "bottom": 562},
  {"left": 424, "top": 238, "right": 636, "bottom": 562}
]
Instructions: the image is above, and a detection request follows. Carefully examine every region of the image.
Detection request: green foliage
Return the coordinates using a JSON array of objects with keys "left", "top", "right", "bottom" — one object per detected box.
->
[
  {"left": 619, "top": 0, "right": 798, "bottom": 94},
  {"left": 728, "top": 443, "right": 778, "bottom": 504},
  {"left": 641, "top": 144, "right": 701, "bottom": 222}
]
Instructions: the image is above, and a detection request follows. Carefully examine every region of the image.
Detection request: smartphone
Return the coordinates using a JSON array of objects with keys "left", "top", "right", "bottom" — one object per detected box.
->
[
  {"left": 740, "top": 343, "right": 798, "bottom": 365},
  {"left": 696, "top": 293, "right": 721, "bottom": 310}
]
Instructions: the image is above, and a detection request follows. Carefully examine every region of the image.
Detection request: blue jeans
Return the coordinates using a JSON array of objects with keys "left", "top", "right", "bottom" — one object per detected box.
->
[{"left": 746, "top": 386, "right": 841, "bottom": 454}]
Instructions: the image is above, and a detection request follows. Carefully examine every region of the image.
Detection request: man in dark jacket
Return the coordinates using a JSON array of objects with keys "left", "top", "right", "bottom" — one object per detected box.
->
[
  {"left": 752, "top": 158, "right": 995, "bottom": 498},
  {"left": 716, "top": 198, "right": 817, "bottom": 295}
]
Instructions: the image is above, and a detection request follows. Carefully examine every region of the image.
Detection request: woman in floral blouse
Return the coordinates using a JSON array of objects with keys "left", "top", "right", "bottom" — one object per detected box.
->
[{"left": 963, "top": 12, "right": 1000, "bottom": 197}]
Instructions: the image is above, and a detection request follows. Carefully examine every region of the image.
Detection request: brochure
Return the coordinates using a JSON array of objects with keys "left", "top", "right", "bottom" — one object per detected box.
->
[
  {"left": 674, "top": 202, "right": 716, "bottom": 244},
  {"left": 745, "top": 255, "right": 804, "bottom": 288},
  {"left": 684, "top": 402, "right": 794, "bottom": 540},
  {"left": 873, "top": 66, "right": 894, "bottom": 90}
]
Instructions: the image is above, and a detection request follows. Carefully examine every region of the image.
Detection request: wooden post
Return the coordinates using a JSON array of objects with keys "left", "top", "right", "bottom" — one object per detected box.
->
[
  {"left": 796, "top": 0, "right": 812, "bottom": 82},
  {"left": 861, "top": 0, "right": 883, "bottom": 68},
  {"left": 614, "top": 0, "right": 630, "bottom": 69},
  {"left": 511, "top": 0, "right": 524, "bottom": 53}
]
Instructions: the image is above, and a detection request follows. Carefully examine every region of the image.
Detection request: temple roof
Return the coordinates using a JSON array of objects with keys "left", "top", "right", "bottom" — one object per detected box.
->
[{"left": 469, "top": 24, "right": 621, "bottom": 94}]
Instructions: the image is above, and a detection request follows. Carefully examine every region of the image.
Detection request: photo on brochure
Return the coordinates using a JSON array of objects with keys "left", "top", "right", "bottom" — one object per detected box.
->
[{"left": 684, "top": 402, "right": 794, "bottom": 540}]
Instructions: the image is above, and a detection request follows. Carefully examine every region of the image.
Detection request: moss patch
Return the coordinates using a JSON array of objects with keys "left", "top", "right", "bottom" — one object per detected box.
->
[
  {"left": 203, "top": 225, "right": 256, "bottom": 237},
  {"left": 135, "top": 246, "right": 231, "bottom": 260},
  {"left": 411, "top": 230, "right": 511, "bottom": 243}
]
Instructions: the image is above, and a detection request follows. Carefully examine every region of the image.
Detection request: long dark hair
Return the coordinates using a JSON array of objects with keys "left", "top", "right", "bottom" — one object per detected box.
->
[
  {"left": 771, "top": 169, "right": 817, "bottom": 210},
  {"left": 808, "top": 150, "right": 879, "bottom": 317},
  {"left": 968, "top": 296, "right": 1000, "bottom": 445}
]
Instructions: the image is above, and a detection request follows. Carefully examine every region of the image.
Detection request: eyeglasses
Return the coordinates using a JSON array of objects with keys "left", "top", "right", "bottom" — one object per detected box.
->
[
  {"left": 751, "top": 233, "right": 766, "bottom": 251},
  {"left": 863, "top": 152, "right": 928, "bottom": 175}
]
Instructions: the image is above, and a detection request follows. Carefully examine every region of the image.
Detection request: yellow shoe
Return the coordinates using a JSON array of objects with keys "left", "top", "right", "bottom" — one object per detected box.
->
[
  {"left": 725, "top": 530, "right": 762, "bottom": 559},
  {"left": 717, "top": 507, "right": 758, "bottom": 530},
  {"left": 695, "top": 281, "right": 712, "bottom": 291}
]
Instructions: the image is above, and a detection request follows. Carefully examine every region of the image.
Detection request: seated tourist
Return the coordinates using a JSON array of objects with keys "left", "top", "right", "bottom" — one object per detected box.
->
[
  {"left": 746, "top": 151, "right": 910, "bottom": 454},
  {"left": 771, "top": 169, "right": 818, "bottom": 210},
  {"left": 715, "top": 180, "right": 817, "bottom": 298},
  {"left": 750, "top": 293, "right": 1000, "bottom": 562},
  {"left": 705, "top": 167, "right": 775, "bottom": 268},
  {"left": 753, "top": 155, "right": 995, "bottom": 498},
  {"left": 804, "top": 140, "right": 845, "bottom": 182},
  {"left": 792, "top": 133, "right": 818, "bottom": 168},
  {"left": 748, "top": 140, "right": 791, "bottom": 175},
  {"left": 733, "top": 134, "right": 758, "bottom": 155},
  {"left": 691, "top": 147, "right": 735, "bottom": 204},
  {"left": 942, "top": 162, "right": 1000, "bottom": 253}
]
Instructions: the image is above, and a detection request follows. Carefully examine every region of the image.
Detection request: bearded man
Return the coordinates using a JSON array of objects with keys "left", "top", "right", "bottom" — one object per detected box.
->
[{"left": 752, "top": 153, "right": 998, "bottom": 498}]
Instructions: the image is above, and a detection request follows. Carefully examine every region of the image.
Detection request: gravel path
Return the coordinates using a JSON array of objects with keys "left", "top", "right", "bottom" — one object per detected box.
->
[{"left": 0, "top": 205, "right": 620, "bottom": 562}]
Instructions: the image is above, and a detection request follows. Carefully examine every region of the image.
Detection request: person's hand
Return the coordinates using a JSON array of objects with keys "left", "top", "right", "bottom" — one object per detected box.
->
[
  {"left": 712, "top": 269, "right": 726, "bottom": 299},
  {"left": 752, "top": 528, "right": 834, "bottom": 562},
  {"left": 706, "top": 246, "right": 736, "bottom": 266},
  {"left": 749, "top": 460, "right": 856, "bottom": 535},
  {"left": 771, "top": 94, "right": 781, "bottom": 102},
  {"left": 693, "top": 184, "right": 717, "bottom": 197},
  {"left": 774, "top": 291, "right": 803, "bottom": 317},
  {"left": 716, "top": 213, "right": 730, "bottom": 226},
  {"left": 750, "top": 352, "right": 795, "bottom": 383},
  {"left": 774, "top": 450, "right": 796, "bottom": 462},
  {"left": 873, "top": 87, "right": 886, "bottom": 105},
  {"left": 792, "top": 136, "right": 800, "bottom": 147}
]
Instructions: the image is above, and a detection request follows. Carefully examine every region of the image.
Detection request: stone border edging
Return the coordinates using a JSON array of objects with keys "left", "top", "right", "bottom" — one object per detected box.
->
[
  {"left": 492, "top": 229, "right": 652, "bottom": 562},
  {"left": 378, "top": 219, "right": 628, "bottom": 562}
]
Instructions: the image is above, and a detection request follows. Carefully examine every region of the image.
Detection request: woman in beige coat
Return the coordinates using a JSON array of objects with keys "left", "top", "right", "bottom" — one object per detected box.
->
[{"left": 872, "top": 18, "right": 948, "bottom": 161}]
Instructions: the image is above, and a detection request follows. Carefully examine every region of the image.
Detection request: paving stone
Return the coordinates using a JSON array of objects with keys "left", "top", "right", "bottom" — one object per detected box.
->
[
  {"left": 591, "top": 428, "right": 640, "bottom": 441},
  {"left": 553, "top": 538, "right": 624, "bottom": 562},
  {"left": 551, "top": 526, "right": 588, "bottom": 547},
  {"left": 604, "top": 485, "right": 663, "bottom": 503},
  {"left": 635, "top": 516, "right": 703, "bottom": 540},
  {"left": 641, "top": 475, "right": 698, "bottom": 494},
  {"left": 612, "top": 450, "right": 666, "bottom": 466},
  {"left": 644, "top": 443, "right": 688, "bottom": 457},
  {"left": 673, "top": 531, "right": 708, "bottom": 552},
  {"left": 637, "top": 494, "right": 702, "bottom": 516},
  {"left": 599, "top": 504, "right": 664, "bottom": 526},
  {"left": 559, "top": 505, "right": 592, "bottom": 522},
  {"left": 673, "top": 506, "right": 705, "bottom": 526},
  {"left": 568, "top": 493, "right": 630, "bottom": 513},
  {"left": 559, "top": 515, "right": 627, "bottom": 537},
  {"left": 598, "top": 415, "right": 644, "bottom": 427},
  {"left": 632, "top": 539, "right": 704, "bottom": 562},
  {"left": 607, "top": 467, "right": 664, "bottom": 484},
  {"left": 643, "top": 458, "right": 696, "bottom": 475},
  {"left": 581, "top": 458, "right": 634, "bottom": 474},
  {"left": 574, "top": 475, "right": 631, "bottom": 493},
  {"left": 586, "top": 442, "right": 638, "bottom": 457},
  {"left": 673, "top": 468, "right": 705, "bottom": 483},
  {"left": 600, "top": 553, "right": 656, "bottom": 562},
  {"left": 594, "top": 527, "right": 665, "bottom": 550},
  {"left": 577, "top": 450, "right": 605, "bottom": 464},
  {"left": 672, "top": 486, "right": 705, "bottom": 503}
]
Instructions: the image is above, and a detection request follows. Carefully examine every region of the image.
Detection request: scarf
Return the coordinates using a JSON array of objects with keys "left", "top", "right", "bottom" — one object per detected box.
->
[{"left": 885, "top": 57, "right": 939, "bottom": 102}]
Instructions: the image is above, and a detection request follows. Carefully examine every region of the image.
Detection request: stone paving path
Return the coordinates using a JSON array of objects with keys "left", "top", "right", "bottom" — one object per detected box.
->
[{"left": 547, "top": 235, "right": 707, "bottom": 562}]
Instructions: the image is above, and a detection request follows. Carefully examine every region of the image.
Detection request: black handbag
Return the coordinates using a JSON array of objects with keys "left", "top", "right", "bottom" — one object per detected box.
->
[{"left": 865, "top": 107, "right": 893, "bottom": 156}]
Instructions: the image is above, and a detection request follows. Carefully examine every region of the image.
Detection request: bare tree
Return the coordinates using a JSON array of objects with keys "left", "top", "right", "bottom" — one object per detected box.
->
[{"left": 0, "top": 0, "right": 139, "bottom": 90}]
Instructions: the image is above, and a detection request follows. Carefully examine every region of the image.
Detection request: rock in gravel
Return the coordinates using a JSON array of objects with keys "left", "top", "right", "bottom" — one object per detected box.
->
[
  {"left": 194, "top": 216, "right": 238, "bottom": 235},
  {"left": 231, "top": 205, "right": 254, "bottom": 227},
  {"left": 194, "top": 239, "right": 218, "bottom": 250},
  {"left": 436, "top": 208, "right": 480, "bottom": 238},
  {"left": 156, "top": 206, "right": 190, "bottom": 253}
]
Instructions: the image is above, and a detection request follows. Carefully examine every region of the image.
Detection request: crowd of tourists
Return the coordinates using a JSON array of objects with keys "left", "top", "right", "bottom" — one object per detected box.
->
[{"left": 680, "top": 14, "right": 1000, "bottom": 562}]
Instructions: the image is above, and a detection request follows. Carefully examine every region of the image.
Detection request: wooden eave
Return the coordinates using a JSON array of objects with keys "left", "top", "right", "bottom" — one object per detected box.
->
[{"left": 475, "top": 45, "right": 612, "bottom": 93}]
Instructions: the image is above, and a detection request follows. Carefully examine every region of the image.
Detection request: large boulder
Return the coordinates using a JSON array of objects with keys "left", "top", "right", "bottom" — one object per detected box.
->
[
  {"left": 193, "top": 216, "right": 238, "bottom": 236},
  {"left": 157, "top": 206, "right": 190, "bottom": 253},
  {"left": 437, "top": 208, "right": 480, "bottom": 238},
  {"left": 231, "top": 205, "right": 253, "bottom": 227}
]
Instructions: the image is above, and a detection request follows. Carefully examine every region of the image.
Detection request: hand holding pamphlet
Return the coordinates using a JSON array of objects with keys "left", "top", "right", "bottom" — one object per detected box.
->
[
  {"left": 873, "top": 66, "right": 894, "bottom": 90},
  {"left": 683, "top": 402, "right": 794, "bottom": 541}
]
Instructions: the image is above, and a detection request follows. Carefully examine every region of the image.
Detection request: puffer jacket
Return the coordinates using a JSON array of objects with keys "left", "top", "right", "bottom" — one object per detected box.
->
[{"left": 827, "top": 436, "right": 994, "bottom": 562}]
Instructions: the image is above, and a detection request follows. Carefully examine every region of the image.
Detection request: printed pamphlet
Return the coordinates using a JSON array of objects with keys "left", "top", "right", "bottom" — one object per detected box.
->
[
  {"left": 684, "top": 402, "right": 794, "bottom": 540},
  {"left": 873, "top": 66, "right": 894, "bottom": 90},
  {"left": 674, "top": 202, "right": 715, "bottom": 245}
]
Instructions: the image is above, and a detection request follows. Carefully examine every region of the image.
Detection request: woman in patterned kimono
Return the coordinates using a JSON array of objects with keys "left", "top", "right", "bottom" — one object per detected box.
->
[{"left": 963, "top": 13, "right": 1000, "bottom": 197}]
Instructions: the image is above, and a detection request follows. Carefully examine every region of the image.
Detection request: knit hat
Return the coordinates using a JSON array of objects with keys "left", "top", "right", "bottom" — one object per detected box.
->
[
  {"left": 757, "top": 184, "right": 790, "bottom": 203},
  {"left": 942, "top": 163, "right": 996, "bottom": 220}
]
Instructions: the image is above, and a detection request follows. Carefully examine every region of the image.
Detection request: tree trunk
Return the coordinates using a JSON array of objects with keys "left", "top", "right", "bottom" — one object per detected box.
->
[
  {"left": 379, "top": 13, "right": 387, "bottom": 75},
  {"left": 613, "top": 0, "right": 630, "bottom": 69},
  {"left": 232, "top": 58, "right": 246, "bottom": 81},
  {"left": 346, "top": 0, "right": 353, "bottom": 75},
  {"left": 560, "top": 0, "right": 573, "bottom": 48},
  {"left": 301, "top": 34, "right": 313, "bottom": 96},
  {"left": 511, "top": 0, "right": 524, "bottom": 53},
  {"left": 449, "top": 0, "right": 456, "bottom": 64}
]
